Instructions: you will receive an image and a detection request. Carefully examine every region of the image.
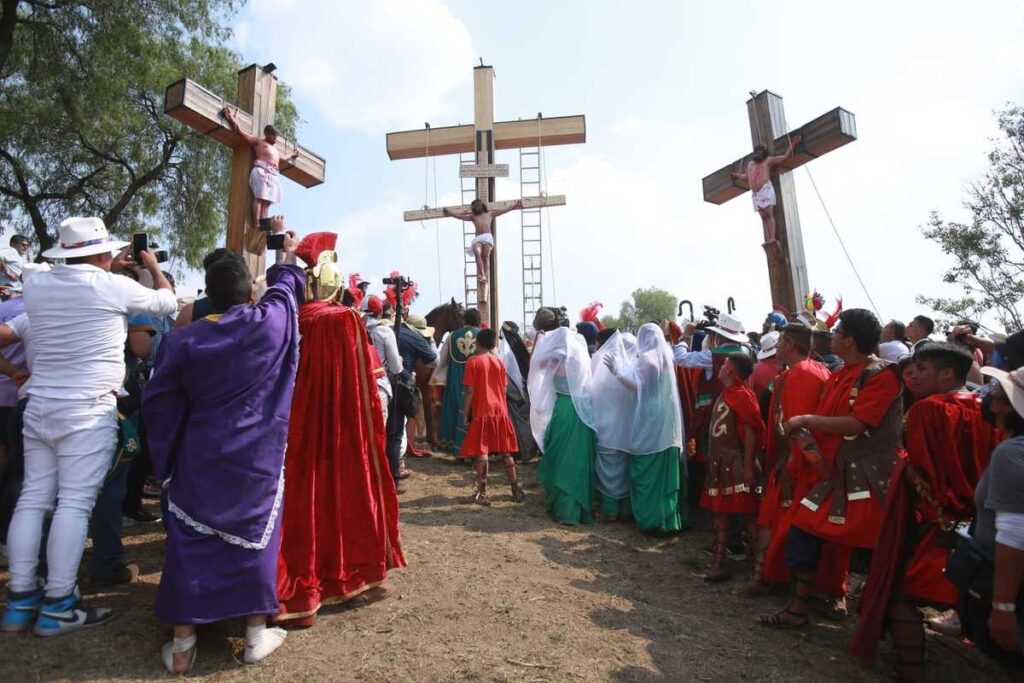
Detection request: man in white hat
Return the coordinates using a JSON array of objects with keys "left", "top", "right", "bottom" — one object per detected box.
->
[
  {"left": 1, "top": 217, "right": 176, "bottom": 637},
  {"left": 748, "top": 330, "right": 783, "bottom": 400}
]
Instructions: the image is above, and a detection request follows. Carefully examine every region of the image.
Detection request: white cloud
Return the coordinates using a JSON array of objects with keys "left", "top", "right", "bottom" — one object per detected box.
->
[{"left": 236, "top": 0, "right": 474, "bottom": 133}]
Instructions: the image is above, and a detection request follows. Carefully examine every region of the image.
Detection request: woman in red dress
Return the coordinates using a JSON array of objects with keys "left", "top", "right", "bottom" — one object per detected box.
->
[{"left": 461, "top": 329, "right": 525, "bottom": 505}]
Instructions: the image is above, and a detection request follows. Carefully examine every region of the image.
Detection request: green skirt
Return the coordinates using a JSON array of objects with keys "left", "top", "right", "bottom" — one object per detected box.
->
[
  {"left": 629, "top": 447, "right": 685, "bottom": 533},
  {"left": 537, "top": 394, "right": 596, "bottom": 525}
]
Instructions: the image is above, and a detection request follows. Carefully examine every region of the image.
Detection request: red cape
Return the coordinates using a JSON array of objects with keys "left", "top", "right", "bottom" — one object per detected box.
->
[
  {"left": 276, "top": 302, "right": 406, "bottom": 623},
  {"left": 850, "top": 392, "right": 997, "bottom": 660}
]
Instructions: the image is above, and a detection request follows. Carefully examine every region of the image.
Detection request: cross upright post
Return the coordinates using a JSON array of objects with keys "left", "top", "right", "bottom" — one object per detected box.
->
[
  {"left": 386, "top": 63, "right": 586, "bottom": 329},
  {"left": 701, "top": 91, "right": 857, "bottom": 314},
  {"left": 164, "top": 64, "right": 327, "bottom": 276}
]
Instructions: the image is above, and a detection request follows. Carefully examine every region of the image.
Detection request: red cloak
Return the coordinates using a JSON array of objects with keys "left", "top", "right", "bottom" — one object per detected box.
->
[
  {"left": 851, "top": 392, "right": 997, "bottom": 660},
  {"left": 276, "top": 302, "right": 406, "bottom": 624}
]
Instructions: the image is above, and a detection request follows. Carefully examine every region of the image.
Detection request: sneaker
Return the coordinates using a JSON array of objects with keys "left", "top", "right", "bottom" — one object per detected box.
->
[
  {"left": 33, "top": 589, "right": 114, "bottom": 637},
  {"left": 122, "top": 509, "right": 161, "bottom": 526},
  {"left": 89, "top": 563, "right": 140, "bottom": 588},
  {"left": 926, "top": 609, "right": 961, "bottom": 637},
  {"left": 1, "top": 588, "right": 43, "bottom": 633}
]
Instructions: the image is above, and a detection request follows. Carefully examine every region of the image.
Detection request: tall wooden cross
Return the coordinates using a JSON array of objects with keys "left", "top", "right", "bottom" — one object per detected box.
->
[
  {"left": 385, "top": 63, "right": 586, "bottom": 328},
  {"left": 164, "top": 63, "right": 327, "bottom": 275},
  {"left": 701, "top": 91, "right": 857, "bottom": 313}
]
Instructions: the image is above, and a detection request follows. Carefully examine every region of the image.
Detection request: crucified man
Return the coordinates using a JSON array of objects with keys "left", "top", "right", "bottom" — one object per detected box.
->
[
  {"left": 442, "top": 198, "right": 523, "bottom": 287},
  {"left": 730, "top": 135, "right": 801, "bottom": 246},
  {"left": 222, "top": 107, "right": 299, "bottom": 229}
]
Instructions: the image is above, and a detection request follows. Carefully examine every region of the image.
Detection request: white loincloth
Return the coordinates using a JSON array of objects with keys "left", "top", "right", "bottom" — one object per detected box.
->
[
  {"left": 465, "top": 232, "right": 495, "bottom": 256},
  {"left": 249, "top": 160, "right": 283, "bottom": 204},
  {"left": 751, "top": 182, "right": 776, "bottom": 211}
]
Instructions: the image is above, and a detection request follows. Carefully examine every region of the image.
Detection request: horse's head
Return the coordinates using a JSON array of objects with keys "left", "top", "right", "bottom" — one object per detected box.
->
[{"left": 426, "top": 298, "right": 466, "bottom": 344}]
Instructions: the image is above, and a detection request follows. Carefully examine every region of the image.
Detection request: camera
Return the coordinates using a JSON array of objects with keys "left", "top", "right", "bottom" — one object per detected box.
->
[
  {"left": 554, "top": 306, "right": 570, "bottom": 328},
  {"left": 694, "top": 305, "right": 720, "bottom": 330},
  {"left": 257, "top": 217, "right": 287, "bottom": 250},
  {"left": 383, "top": 275, "right": 413, "bottom": 287},
  {"left": 132, "top": 233, "right": 169, "bottom": 263}
]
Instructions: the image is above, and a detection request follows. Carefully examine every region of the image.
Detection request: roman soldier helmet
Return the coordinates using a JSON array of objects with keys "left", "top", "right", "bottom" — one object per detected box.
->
[{"left": 296, "top": 232, "right": 343, "bottom": 302}]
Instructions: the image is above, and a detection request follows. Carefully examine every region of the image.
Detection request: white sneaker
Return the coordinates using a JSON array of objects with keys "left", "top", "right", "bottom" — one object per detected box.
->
[{"left": 243, "top": 625, "right": 286, "bottom": 664}]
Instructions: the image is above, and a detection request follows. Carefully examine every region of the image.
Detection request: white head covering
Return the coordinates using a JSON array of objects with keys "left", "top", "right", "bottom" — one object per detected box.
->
[
  {"left": 591, "top": 323, "right": 683, "bottom": 455},
  {"left": 498, "top": 336, "right": 524, "bottom": 393},
  {"left": 528, "top": 327, "right": 594, "bottom": 452},
  {"left": 620, "top": 332, "right": 638, "bottom": 356}
]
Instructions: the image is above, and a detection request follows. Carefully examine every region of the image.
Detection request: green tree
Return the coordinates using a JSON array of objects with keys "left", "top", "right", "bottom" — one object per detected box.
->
[
  {"left": 608, "top": 286, "right": 677, "bottom": 333},
  {"left": 917, "top": 105, "right": 1024, "bottom": 333},
  {"left": 0, "top": 0, "right": 299, "bottom": 269}
]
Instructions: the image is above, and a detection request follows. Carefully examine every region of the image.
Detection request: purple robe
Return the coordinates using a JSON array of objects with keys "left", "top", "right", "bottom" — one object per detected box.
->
[{"left": 143, "top": 264, "right": 304, "bottom": 624}]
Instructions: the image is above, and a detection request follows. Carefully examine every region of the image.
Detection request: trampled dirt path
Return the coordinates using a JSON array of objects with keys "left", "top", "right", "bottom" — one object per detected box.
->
[{"left": 0, "top": 457, "right": 1003, "bottom": 682}]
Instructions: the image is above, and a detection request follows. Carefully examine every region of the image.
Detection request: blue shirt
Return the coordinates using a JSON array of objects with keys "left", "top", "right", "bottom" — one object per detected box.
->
[{"left": 395, "top": 323, "right": 437, "bottom": 380}]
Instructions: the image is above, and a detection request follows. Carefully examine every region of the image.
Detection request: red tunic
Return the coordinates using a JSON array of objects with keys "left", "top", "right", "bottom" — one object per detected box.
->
[
  {"left": 461, "top": 353, "right": 519, "bottom": 457},
  {"left": 790, "top": 362, "right": 901, "bottom": 548},
  {"left": 747, "top": 356, "right": 782, "bottom": 403},
  {"left": 276, "top": 302, "right": 406, "bottom": 624},
  {"left": 851, "top": 392, "right": 997, "bottom": 659},
  {"left": 700, "top": 385, "right": 764, "bottom": 514},
  {"left": 757, "top": 359, "right": 834, "bottom": 584}
]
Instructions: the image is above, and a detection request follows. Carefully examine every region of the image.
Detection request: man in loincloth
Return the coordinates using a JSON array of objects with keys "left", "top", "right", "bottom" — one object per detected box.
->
[
  {"left": 730, "top": 135, "right": 801, "bottom": 245},
  {"left": 442, "top": 198, "right": 523, "bottom": 286},
  {"left": 222, "top": 107, "right": 299, "bottom": 230}
]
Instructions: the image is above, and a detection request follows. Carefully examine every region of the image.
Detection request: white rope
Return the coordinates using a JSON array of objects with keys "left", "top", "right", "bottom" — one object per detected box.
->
[{"left": 802, "top": 166, "right": 882, "bottom": 319}]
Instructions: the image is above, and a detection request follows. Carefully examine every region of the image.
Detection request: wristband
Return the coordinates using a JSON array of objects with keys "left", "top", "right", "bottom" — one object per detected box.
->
[{"left": 992, "top": 601, "right": 1017, "bottom": 613}]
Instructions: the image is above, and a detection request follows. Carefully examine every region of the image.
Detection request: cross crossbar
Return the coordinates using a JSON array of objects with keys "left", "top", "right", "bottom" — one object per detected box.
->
[{"left": 403, "top": 195, "right": 565, "bottom": 222}]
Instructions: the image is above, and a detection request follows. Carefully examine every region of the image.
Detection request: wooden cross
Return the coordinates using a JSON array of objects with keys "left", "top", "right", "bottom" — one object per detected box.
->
[
  {"left": 164, "top": 63, "right": 327, "bottom": 275},
  {"left": 701, "top": 91, "right": 857, "bottom": 313},
  {"left": 386, "top": 63, "right": 586, "bottom": 328}
]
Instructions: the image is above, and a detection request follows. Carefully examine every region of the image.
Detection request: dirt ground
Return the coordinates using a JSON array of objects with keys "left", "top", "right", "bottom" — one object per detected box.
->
[{"left": 0, "top": 456, "right": 1007, "bottom": 682}]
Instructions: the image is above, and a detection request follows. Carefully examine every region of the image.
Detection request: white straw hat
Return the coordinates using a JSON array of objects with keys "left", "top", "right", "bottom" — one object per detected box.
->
[
  {"left": 757, "top": 331, "right": 780, "bottom": 360},
  {"left": 980, "top": 366, "right": 1024, "bottom": 420},
  {"left": 706, "top": 312, "right": 748, "bottom": 344},
  {"left": 42, "top": 217, "right": 130, "bottom": 259}
]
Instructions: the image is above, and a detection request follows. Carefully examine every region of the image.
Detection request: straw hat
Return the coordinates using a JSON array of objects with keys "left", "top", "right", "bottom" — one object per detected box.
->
[{"left": 41, "top": 217, "right": 129, "bottom": 258}]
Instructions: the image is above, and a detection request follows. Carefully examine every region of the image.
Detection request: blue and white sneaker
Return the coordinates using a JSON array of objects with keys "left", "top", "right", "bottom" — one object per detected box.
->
[
  {"left": 33, "top": 588, "right": 113, "bottom": 637},
  {"left": 1, "top": 588, "right": 44, "bottom": 632}
]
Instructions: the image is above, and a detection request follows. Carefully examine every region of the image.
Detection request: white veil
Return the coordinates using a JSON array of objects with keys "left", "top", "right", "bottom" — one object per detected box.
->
[
  {"left": 590, "top": 323, "right": 683, "bottom": 455},
  {"left": 498, "top": 337, "right": 524, "bottom": 393},
  {"left": 528, "top": 327, "right": 595, "bottom": 452}
]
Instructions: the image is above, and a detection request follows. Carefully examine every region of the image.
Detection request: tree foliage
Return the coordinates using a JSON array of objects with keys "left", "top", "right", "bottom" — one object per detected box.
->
[
  {"left": 603, "top": 286, "right": 677, "bottom": 333},
  {"left": 0, "top": 0, "right": 298, "bottom": 270},
  {"left": 917, "top": 106, "right": 1024, "bottom": 333}
]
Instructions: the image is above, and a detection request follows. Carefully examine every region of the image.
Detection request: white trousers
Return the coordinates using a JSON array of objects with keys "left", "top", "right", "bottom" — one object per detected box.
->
[{"left": 7, "top": 394, "right": 117, "bottom": 597}]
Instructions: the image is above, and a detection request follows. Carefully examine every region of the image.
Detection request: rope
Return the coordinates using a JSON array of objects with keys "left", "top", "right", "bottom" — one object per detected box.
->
[
  {"left": 536, "top": 116, "right": 557, "bottom": 306},
  {"left": 419, "top": 127, "right": 444, "bottom": 304},
  {"left": 803, "top": 166, "right": 882, "bottom": 319}
]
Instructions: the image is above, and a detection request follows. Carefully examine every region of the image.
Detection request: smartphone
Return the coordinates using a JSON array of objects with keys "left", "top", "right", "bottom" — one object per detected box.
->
[
  {"left": 266, "top": 232, "right": 285, "bottom": 250},
  {"left": 132, "top": 233, "right": 148, "bottom": 262},
  {"left": 258, "top": 217, "right": 273, "bottom": 230}
]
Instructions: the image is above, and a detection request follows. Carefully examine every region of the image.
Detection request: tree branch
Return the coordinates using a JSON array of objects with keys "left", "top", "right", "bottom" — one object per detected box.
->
[{"left": 103, "top": 134, "right": 179, "bottom": 230}]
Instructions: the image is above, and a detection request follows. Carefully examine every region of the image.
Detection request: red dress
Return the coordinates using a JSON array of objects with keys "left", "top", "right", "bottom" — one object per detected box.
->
[
  {"left": 790, "top": 362, "right": 901, "bottom": 548},
  {"left": 851, "top": 393, "right": 997, "bottom": 659},
  {"left": 275, "top": 302, "right": 406, "bottom": 625},
  {"left": 461, "top": 353, "right": 518, "bottom": 457},
  {"left": 699, "top": 385, "right": 764, "bottom": 514}
]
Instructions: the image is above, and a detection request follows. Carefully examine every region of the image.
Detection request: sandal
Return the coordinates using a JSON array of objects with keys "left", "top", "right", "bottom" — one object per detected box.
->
[
  {"left": 511, "top": 483, "right": 526, "bottom": 503},
  {"left": 758, "top": 608, "right": 809, "bottom": 629},
  {"left": 161, "top": 634, "right": 197, "bottom": 675}
]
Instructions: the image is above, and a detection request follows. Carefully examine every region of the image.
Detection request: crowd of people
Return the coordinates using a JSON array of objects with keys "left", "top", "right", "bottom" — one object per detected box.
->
[{"left": 0, "top": 215, "right": 1023, "bottom": 681}]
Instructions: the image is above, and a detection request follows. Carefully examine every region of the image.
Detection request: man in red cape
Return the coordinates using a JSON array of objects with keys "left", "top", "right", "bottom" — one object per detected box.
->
[
  {"left": 276, "top": 232, "right": 405, "bottom": 628},
  {"left": 744, "top": 323, "right": 848, "bottom": 597},
  {"left": 761, "top": 309, "right": 902, "bottom": 628},
  {"left": 851, "top": 343, "right": 997, "bottom": 679}
]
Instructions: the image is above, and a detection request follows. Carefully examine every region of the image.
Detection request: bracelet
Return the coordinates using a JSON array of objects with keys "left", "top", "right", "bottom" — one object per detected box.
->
[{"left": 992, "top": 601, "right": 1017, "bottom": 613}]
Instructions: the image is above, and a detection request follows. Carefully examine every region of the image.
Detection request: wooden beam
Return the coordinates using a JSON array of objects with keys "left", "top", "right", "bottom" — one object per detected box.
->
[
  {"left": 459, "top": 163, "right": 509, "bottom": 178},
  {"left": 494, "top": 115, "right": 586, "bottom": 151},
  {"left": 164, "top": 78, "right": 326, "bottom": 188},
  {"left": 403, "top": 195, "right": 565, "bottom": 222},
  {"left": 385, "top": 115, "right": 587, "bottom": 161},
  {"left": 701, "top": 107, "right": 856, "bottom": 205}
]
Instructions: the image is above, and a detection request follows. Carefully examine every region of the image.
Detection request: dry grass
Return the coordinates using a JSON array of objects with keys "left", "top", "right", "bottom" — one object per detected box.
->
[{"left": 0, "top": 457, "right": 1003, "bottom": 682}]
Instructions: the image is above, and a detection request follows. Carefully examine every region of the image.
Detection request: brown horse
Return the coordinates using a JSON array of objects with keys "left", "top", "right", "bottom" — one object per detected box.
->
[{"left": 415, "top": 299, "right": 465, "bottom": 447}]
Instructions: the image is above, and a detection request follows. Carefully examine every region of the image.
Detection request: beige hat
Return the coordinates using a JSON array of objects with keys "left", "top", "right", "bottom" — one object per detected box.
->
[
  {"left": 707, "top": 312, "right": 748, "bottom": 344},
  {"left": 405, "top": 314, "right": 435, "bottom": 339},
  {"left": 42, "top": 217, "right": 130, "bottom": 258},
  {"left": 980, "top": 366, "right": 1024, "bottom": 420}
]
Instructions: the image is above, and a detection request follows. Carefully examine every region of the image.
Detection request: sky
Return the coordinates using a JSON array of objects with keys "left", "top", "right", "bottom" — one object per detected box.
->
[{"left": 206, "top": 0, "right": 1024, "bottom": 332}]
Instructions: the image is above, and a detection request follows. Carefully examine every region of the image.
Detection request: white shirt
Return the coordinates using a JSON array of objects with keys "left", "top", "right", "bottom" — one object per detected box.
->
[
  {"left": 0, "top": 247, "right": 25, "bottom": 290},
  {"left": 22, "top": 264, "right": 177, "bottom": 399},
  {"left": 7, "top": 313, "right": 32, "bottom": 400}
]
